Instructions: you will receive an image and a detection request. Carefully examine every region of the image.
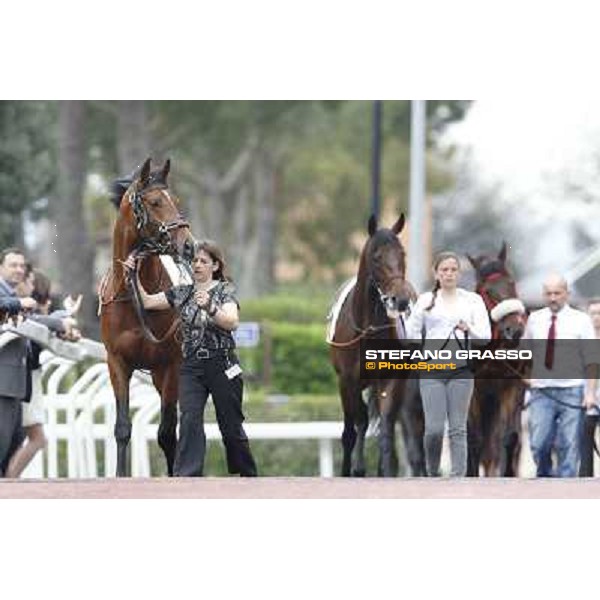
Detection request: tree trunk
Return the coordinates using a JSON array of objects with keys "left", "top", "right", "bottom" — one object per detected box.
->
[
  {"left": 230, "top": 182, "right": 250, "bottom": 280},
  {"left": 116, "top": 101, "right": 150, "bottom": 173},
  {"left": 55, "top": 101, "right": 97, "bottom": 337},
  {"left": 184, "top": 189, "right": 205, "bottom": 241},
  {"left": 204, "top": 171, "right": 226, "bottom": 245},
  {"left": 250, "top": 149, "right": 277, "bottom": 296}
]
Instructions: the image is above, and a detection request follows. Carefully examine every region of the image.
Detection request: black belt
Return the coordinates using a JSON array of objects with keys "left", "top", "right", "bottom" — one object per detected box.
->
[{"left": 191, "top": 347, "right": 233, "bottom": 360}]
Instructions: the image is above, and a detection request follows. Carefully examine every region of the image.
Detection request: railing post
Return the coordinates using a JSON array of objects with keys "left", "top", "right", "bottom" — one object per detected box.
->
[{"left": 319, "top": 439, "right": 334, "bottom": 477}]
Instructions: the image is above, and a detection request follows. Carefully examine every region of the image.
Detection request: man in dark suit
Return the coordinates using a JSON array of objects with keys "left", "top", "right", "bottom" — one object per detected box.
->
[
  {"left": 0, "top": 247, "right": 38, "bottom": 476},
  {"left": 1, "top": 248, "right": 82, "bottom": 477}
]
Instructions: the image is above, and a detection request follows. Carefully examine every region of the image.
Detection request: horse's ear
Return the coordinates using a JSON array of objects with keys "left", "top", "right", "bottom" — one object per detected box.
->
[
  {"left": 367, "top": 214, "right": 378, "bottom": 236},
  {"left": 139, "top": 158, "right": 152, "bottom": 188},
  {"left": 160, "top": 158, "right": 171, "bottom": 183},
  {"left": 467, "top": 254, "right": 479, "bottom": 269},
  {"left": 391, "top": 214, "right": 405, "bottom": 235},
  {"left": 498, "top": 240, "right": 508, "bottom": 263}
]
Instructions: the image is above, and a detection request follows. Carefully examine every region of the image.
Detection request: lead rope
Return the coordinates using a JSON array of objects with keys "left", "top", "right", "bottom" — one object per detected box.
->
[
  {"left": 127, "top": 256, "right": 181, "bottom": 344},
  {"left": 497, "top": 358, "right": 600, "bottom": 458}
]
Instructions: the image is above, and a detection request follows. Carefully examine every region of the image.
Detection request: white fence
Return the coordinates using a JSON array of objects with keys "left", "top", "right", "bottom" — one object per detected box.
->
[
  {"left": 24, "top": 349, "right": 544, "bottom": 479},
  {"left": 9, "top": 322, "right": 565, "bottom": 479},
  {"left": 22, "top": 350, "right": 343, "bottom": 478}
]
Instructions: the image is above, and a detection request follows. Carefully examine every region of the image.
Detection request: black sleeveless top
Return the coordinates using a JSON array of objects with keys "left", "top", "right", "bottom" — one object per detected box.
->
[{"left": 165, "top": 280, "right": 239, "bottom": 358}]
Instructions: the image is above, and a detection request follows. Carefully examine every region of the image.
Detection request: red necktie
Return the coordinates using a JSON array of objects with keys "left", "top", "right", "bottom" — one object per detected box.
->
[{"left": 545, "top": 314, "right": 557, "bottom": 370}]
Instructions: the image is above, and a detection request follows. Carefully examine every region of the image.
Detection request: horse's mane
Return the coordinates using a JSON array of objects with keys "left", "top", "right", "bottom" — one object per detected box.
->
[
  {"left": 109, "top": 163, "right": 172, "bottom": 211},
  {"left": 109, "top": 164, "right": 140, "bottom": 210},
  {"left": 109, "top": 177, "right": 133, "bottom": 210}
]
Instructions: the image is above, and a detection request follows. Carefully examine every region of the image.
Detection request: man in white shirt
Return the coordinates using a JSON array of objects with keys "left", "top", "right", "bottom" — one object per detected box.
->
[{"left": 524, "top": 274, "right": 598, "bottom": 477}]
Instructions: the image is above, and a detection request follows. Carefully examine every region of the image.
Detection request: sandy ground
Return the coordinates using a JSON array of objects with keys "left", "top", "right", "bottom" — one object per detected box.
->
[{"left": 2, "top": 477, "right": 600, "bottom": 499}]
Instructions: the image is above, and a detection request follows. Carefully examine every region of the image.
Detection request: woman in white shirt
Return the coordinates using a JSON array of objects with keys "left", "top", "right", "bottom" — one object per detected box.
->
[{"left": 407, "top": 251, "right": 491, "bottom": 477}]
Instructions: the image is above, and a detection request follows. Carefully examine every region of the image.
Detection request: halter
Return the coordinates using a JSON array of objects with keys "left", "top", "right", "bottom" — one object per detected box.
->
[
  {"left": 128, "top": 185, "right": 190, "bottom": 256},
  {"left": 106, "top": 181, "right": 191, "bottom": 344},
  {"left": 477, "top": 270, "right": 510, "bottom": 312},
  {"left": 476, "top": 268, "right": 526, "bottom": 340},
  {"left": 371, "top": 274, "right": 410, "bottom": 314}
]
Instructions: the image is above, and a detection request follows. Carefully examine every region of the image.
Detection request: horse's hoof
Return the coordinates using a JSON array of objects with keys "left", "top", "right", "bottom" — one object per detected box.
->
[{"left": 352, "top": 468, "right": 366, "bottom": 477}]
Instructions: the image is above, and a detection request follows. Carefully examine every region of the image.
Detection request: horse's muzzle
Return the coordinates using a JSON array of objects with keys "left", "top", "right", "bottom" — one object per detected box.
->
[
  {"left": 500, "top": 324, "right": 525, "bottom": 342},
  {"left": 182, "top": 238, "right": 195, "bottom": 263},
  {"left": 396, "top": 298, "right": 410, "bottom": 312}
]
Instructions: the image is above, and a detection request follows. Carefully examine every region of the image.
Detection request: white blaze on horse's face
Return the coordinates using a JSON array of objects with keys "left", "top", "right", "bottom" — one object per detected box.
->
[{"left": 374, "top": 281, "right": 412, "bottom": 319}]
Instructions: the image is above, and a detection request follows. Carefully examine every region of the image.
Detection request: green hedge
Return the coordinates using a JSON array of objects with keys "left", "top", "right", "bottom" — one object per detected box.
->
[
  {"left": 238, "top": 321, "right": 338, "bottom": 395},
  {"left": 241, "top": 293, "right": 331, "bottom": 324},
  {"left": 270, "top": 322, "right": 337, "bottom": 394}
]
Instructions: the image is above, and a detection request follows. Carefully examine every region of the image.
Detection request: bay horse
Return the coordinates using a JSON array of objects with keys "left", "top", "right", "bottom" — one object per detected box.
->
[
  {"left": 329, "top": 215, "right": 417, "bottom": 477},
  {"left": 99, "top": 158, "right": 195, "bottom": 476},
  {"left": 466, "top": 242, "right": 529, "bottom": 476}
]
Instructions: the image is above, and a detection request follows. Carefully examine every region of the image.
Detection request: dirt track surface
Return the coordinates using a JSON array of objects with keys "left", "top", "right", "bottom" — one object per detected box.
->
[{"left": 2, "top": 477, "right": 600, "bottom": 499}]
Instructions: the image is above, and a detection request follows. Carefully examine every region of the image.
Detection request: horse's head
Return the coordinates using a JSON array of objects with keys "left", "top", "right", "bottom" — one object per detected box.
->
[
  {"left": 118, "top": 158, "right": 195, "bottom": 261},
  {"left": 468, "top": 242, "right": 526, "bottom": 341},
  {"left": 364, "top": 214, "right": 413, "bottom": 318}
]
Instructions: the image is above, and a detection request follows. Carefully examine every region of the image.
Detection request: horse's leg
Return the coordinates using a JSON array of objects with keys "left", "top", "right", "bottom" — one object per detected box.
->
[
  {"left": 107, "top": 354, "right": 133, "bottom": 477},
  {"left": 151, "top": 364, "right": 179, "bottom": 477},
  {"left": 482, "top": 385, "right": 510, "bottom": 477},
  {"left": 339, "top": 378, "right": 368, "bottom": 477},
  {"left": 339, "top": 378, "right": 357, "bottom": 477},
  {"left": 377, "top": 381, "right": 400, "bottom": 477},
  {"left": 500, "top": 387, "right": 522, "bottom": 477},
  {"left": 398, "top": 376, "right": 426, "bottom": 476},
  {"left": 352, "top": 394, "right": 368, "bottom": 477},
  {"left": 482, "top": 412, "right": 500, "bottom": 477},
  {"left": 501, "top": 429, "right": 519, "bottom": 477},
  {"left": 466, "top": 389, "right": 483, "bottom": 477}
]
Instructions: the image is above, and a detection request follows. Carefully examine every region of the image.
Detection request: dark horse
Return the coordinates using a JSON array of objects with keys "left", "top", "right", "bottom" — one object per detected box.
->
[
  {"left": 99, "top": 158, "right": 195, "bottom": 476},
  {"left": 466, "top": 242, "right": 529, "bottom": 476},
  {"left": 329, "top": 215, "right": 418, "bottom": 477}
]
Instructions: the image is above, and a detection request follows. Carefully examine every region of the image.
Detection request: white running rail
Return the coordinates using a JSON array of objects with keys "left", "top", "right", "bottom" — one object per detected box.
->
[{"left": 21, "top": 351, "right": 344, "bottom": 478}]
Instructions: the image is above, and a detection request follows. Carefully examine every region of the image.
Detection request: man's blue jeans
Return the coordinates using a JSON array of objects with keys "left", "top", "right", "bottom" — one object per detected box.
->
[{"left": 528, "top": 386, "right": 583, "bottom": 477}]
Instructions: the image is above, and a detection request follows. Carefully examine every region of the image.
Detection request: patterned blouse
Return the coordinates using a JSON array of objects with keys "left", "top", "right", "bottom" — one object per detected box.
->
[{"left": 165, "top": 280, "right": 239, "bottom": 358}]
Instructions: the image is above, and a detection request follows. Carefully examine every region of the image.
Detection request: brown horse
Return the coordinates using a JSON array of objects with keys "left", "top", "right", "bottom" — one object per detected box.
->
[
  {"left": 466, "top": 242, "right": 529, "bottom": 476},
  {"left": 99, "top": 158, "right": 195, "bottom": 476},
  {"left": 329, "top": 215, "right": 416, "bottom": 477}
]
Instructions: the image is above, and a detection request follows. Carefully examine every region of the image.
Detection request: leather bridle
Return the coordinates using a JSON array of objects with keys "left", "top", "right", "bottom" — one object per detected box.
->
[{"left": 128, "top": 185, "right": 190, "bottom": 256}]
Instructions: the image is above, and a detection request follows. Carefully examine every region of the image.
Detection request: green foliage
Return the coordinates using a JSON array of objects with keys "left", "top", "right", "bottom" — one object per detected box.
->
[
  {"left": 238, "top": 320, "right": 337, "bottom": 395},
  {"left": 268, "top": 321, "right": 336, "bottom": 394},
  {"left": 0, "top": 101, "right": 56, "bottom": 246},
  {"left": 241, "top": 293, "right": 331, "bottom": 324},
  {"left": 236, "top": 293, "right": 338, "bottom": 394},
  {"left": 2, "top": 100, "right": 471, "bottom": 296},
  {"left": 280, "top": 101, "right": 471, "bottom": 284}
]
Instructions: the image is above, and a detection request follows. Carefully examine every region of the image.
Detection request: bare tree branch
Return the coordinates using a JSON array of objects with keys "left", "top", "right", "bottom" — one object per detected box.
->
[{"left": 219, "top": 134, "right": 259, "bottom": 194}]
